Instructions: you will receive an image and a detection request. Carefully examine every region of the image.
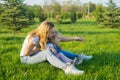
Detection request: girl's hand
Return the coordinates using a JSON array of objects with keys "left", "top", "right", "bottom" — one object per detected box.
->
[
  {"left": 50, "top": 48, "right": 57, "bottom": 54},
  {"left": 74, "top": 37, "right": 84, "bottom": 42}
]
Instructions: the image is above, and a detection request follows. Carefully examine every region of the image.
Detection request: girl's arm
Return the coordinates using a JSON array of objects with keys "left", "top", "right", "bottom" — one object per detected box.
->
[
  {"left": 49, "top": 47, "right": 57, "bottom": 54},
  {"left": 58, "top": 36, "right": 84, "bottom": 42},
  {"left": 46, "top": 43, "right": 57, "bottom": 54},
  {"left": 24, "top": 39, "right": 40, "bottom": 56}
]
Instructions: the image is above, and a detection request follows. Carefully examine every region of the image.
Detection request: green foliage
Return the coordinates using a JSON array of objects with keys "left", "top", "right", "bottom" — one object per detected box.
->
[
  {"left": 0, "top": 3, "right": 4, "bottom": 14},
  {"left": 89, "top": 2, "right": 96, "bottom": 13},
  {"left": 70, "top": 12, "right": 77, "bottom": 23},
  {"left": 77, "top": 12, "right": 83, "bottom": 19},
  {"left": 61, "top": 11, "right": 71, "bottom": 20},
  {"left": 103, "top": 4, "right": 120, "bottom": 28},
  {"left": 95, "top": 0, "right": 120, "bottom": 28},
  {"left": 0, "top": 0, "right": 28, "bottom": 33},
  {"left": 52, "top": 1, "right": 61, "bottom": 17},
  {"left": 38, "top": 13, "right": 47, "bottom": 22},
  {"left": 102, "top": 8, "right": 120, "bottom": 28},
  {"left": 95, "top": 4, "right": 105, "bottom": 23},
  {"left": 0, "top": 18, "right": 120, "bottom": 80},
  {"left": 24, "top": 6, "right": 35, "bottom": 25},
  {"left": 36, "top": 6, "right": 47, "bottom": 22},
  {"left": 55, "top": 14, "right": 62, "bottom": 24}
]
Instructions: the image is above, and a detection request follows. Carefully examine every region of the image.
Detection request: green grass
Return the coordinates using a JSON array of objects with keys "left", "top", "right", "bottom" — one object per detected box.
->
[{"left": 0, "top": 18, "right": 120, "bottom": 80}]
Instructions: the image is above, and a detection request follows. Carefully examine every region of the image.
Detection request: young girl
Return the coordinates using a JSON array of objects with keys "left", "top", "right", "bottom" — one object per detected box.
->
[
  {"left": 47, "top": 31, "right": 92, "bottom": 65},
  {"left": 46, "top": 31, "right": 77, "bottom": 65},
  {"left": 47, "top": 43, "right": 77, "bottom": 65}
]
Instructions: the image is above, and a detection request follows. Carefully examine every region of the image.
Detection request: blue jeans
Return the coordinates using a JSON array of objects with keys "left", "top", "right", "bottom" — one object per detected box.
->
[
  {"left": 61, "top": 50, "right": 78, "bottom": 59},
  {"left": 54, "top": 46, "right": 78, "bottom": 59}
]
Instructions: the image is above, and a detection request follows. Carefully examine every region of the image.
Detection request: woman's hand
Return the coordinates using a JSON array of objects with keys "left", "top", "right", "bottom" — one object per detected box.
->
[{"left": 24, "top": 39, "right": 40, "bottom": 56}]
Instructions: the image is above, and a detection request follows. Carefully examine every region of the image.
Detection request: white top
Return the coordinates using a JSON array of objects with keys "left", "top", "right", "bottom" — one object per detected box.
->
[
  {"left": 46, "top": 43, "right": 54, "bottom": 48},
  {"left": 20, "top": 35, "right": 39, "bottom": 56}
]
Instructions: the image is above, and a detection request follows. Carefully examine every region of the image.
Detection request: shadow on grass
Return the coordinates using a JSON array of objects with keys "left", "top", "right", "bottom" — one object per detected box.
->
[
  {"left": 0, "top": 31, "right": 11, "bottom": 34},
  {"left": 77, "top": 20, "right": 97, "bottom": 26},
  {"left": 0, "top": 58, "right": 60, "bottom": 80},
  {"left": 1, "top": 36, "right": 25, "bottom": 41},
  {"left": 78, "top": 52, "right": 120, "bottom": 74}
]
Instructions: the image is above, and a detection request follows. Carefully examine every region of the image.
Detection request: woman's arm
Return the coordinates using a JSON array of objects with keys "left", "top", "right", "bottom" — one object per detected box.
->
[
  {"left": 24, "top": 39, "right": 40, "bottom": 56},
  {"left": 58, "top": 36, "right": 84, "bottom": 42}
]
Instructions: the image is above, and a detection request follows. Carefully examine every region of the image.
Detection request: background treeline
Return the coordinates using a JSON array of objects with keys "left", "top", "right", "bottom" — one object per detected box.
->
[{"left": 0, "top": 0, "right": 120, "bottom": 33}]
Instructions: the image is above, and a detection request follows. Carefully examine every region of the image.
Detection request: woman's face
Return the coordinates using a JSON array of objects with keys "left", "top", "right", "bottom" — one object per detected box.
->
[{"left": 48, "top": 27, "right": 56, "bottom": 39}]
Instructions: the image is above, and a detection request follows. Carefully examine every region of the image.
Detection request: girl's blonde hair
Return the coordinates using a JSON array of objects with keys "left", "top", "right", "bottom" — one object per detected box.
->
[
  {"left": 49, "top": 31, "right": 61, "bottom": 49},
  {"left": 28, "top": 20, "right": 54, "bottom": 50}
]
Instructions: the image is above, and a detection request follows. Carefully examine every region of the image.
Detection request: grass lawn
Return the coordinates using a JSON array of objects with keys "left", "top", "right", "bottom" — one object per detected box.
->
[{"left": 0, "top": 18, "right": 120, "bottom": 80}]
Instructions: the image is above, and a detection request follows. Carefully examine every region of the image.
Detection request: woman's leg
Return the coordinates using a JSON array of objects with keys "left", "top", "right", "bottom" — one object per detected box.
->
[
  {"left": 21, "top": 49, "right": 84, "bottom": 74},
  {"left": 24, "top": 49, "right": 66, "bottom": 70},
  {"left": 61, "top": 50, "right": 78, "bottom": 59},
  {"left": 26, "top": 49, "right": 66, "bottom": 69},
  {"left": 25, "top": 50, "right": 48, "bottom": 64}
]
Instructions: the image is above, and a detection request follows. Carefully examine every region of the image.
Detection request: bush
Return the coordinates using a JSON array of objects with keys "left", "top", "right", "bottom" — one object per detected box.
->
[
  {"left": 38, "top": 14, "right": 47, "bottom": 22},
  {"left": 70, "top": 12, "right": 77, "bottom": 23},
  {"left": 55, "top": 14, "right": 62, "bottom": 24},
  {"left": 77, "top": 12, "right": 83, "bottom": 19}
]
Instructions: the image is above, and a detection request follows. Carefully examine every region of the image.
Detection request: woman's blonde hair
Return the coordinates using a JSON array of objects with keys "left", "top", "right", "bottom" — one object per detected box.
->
[{"left": 28, "top": 20, "right": 54, "bottom": 50}]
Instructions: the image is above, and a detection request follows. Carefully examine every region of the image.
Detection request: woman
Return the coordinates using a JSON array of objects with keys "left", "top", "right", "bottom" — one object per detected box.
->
[{"left": 20, "top": 21, "right": 84, "bottom": 75}]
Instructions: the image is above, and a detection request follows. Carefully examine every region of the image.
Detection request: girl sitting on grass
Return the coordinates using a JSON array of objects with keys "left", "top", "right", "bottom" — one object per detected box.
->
[{"left": 47, "top": 31, "right": 92, "bottom": 65}]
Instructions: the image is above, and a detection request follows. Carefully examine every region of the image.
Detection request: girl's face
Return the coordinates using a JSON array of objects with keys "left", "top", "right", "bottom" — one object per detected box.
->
[{"left": 48, "top": 27, "right": 56, "bottom": 39}]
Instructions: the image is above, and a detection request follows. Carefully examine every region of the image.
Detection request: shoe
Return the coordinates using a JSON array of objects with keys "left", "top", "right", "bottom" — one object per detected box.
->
[
  {"left": 71, "top": 57, "right": 77, "bottom": 65},
  {"left": 80, "top": 53, "right": 93, "bottom": 60},
  {"left": 76, "top": 55, "right": 83, "bottom": 65},
  {"left": 75, "top": 53, "right": 93, "bottom": 65},
  {"left": 64, "top": 64, "right": 84, "bottom": 75}
]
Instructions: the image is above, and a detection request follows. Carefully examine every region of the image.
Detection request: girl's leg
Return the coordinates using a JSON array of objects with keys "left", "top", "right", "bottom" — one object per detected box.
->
[
  {"left": 61, "top": 50, "right": 78, "bottom": 59},
  {"left": 46, "top": 50, "right": 66, "bottom": 70},
  {"left": 60, "top": 50, "right": 92, "bottom": 65},
  {"left": 55, "top": 52, "right": 72, "bottom": 63},
  {"left": 46, "top": 50, "right": 85, "bottom": 75}
]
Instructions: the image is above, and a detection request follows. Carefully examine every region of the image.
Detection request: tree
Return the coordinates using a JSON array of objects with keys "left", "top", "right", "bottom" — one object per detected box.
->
[
  {"left": 55, "top": 14, "right": 62, "bottom": 24},
  {"left": 89, "top": 2, "right": 96, "bottom": 13},
  {"left": 69, "top": 4, "right": 81, "bottom": 22},
  {"left": 0, "top": 0, "right": 28, "bottom": 33},
  {"left": 37, "top": 6, "right": 47, "bottom": 22},
  {"left": 61, "top": 0, "right": 72, "bottom": 21},
  {"left": 32, "top": 5, "right": 42, "bottom": 18},
  {"left": 100, "top": 0, "right": 120, "bottom": 28},
  {"left": 52, "top": 0, "right": 61, "bottom": 18},
  {"left": 71, "top": 12, "right": 77, "bottom": 23},
  {"left": 24, "top": 5, "right": 35, "bottom": 24},
  {"left": 42, "top": 0, "right": 53, "bottom": 18},
  {"left": 81, "top": 2, "right": 96, "bottom": 18},
  {"left": 0, "top": 3, "right": 4, "bottom": 14},
  {"left": 0, "top": 3, "right": 4, "bottom": 22},
  {"left": 95, "top": 4, "right": 105, "bottom": 23}
]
